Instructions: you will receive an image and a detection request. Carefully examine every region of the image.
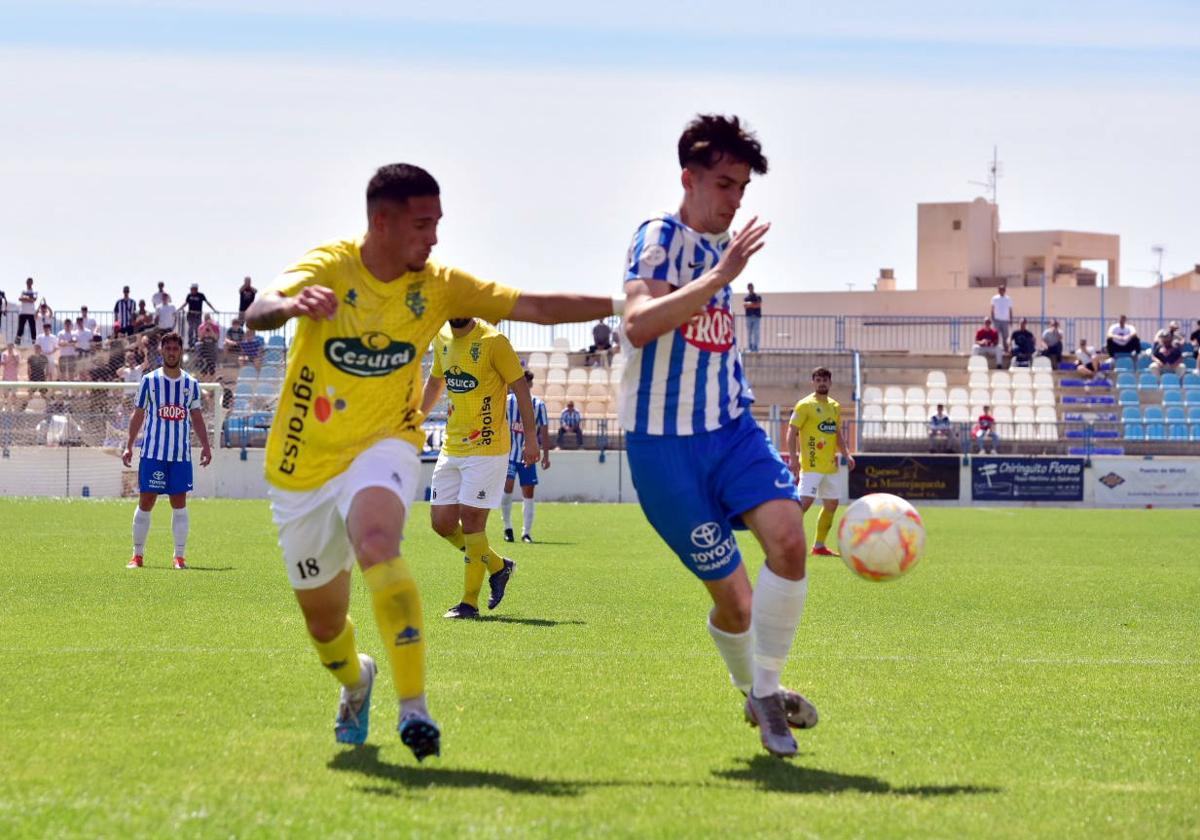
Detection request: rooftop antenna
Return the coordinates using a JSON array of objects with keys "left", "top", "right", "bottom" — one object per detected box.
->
[{"left": 968, "top": 146, "right": 1002, "bottom": 205}]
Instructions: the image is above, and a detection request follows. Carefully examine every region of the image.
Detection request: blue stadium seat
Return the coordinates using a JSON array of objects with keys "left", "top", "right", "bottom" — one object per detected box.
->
[
  {"left": 1114, "top": 356, "right": 1134, "bottom": 372},
  {"left": 1135, "top": 353, "right": 1153, "bottom": 370},
  {"left": 232, "top": 396, "right": 253, "bottom": 412},
  {"left": 1145, "top": 423, "right": 1166, "bottom": 440},
  {"left": 1116, "top": 372, "right": 1137, "bottom": 389},
  {"left": 1163, "top": 390, "right": 1183, "bottom": 405},
  {"left": 237, "top": 365, "right": 257, "bottom": 381},
  {"left": 1166, "top": 406, "right": 1186, "bottom": 423},
  {"left": 1143, "top": 405, "right": 1165, "bottom": 422},
  {"left": 264, "top": 348, "right": 286, "bottom": 365},
  {"left": 1183, "top": 373, "right": 1200, "bottom": 388},
  {"left": 1118, "top": 388, "right": 1139, "bottom": 406},
  {"left": 1169, "top": 423, "right": 1189, "bottom": 441},
  {"left": 1186, "top": 390, "right": 1200, "bottom": 406},
  {"left": 234, "top": 382, "right": 254, "bottom": 397},
  {"left": 1120, "top": 406, "right": 1141, "bottom": 423},
  {"left": 1160, "top": 375, "right": 1181, "bottom": 390},
  {"left": 1189, "top": 407, "right": 1200, "bottom": 423},
  {"left": 1123, "top": 422, "right": 1144, "bottom": 440},
  {"left": 267, "top": 335, "right": 287, "bottom": 348},
  {"left": 1137, "top": 373, "right": 1160, "bottom": 391}
]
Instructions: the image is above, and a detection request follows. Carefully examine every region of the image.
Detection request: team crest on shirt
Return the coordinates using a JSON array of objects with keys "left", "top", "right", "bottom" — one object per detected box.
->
[
  {"left": 405, "top": 283, "right": 426, "bottom": 318},
  {"left": 680, "top": 306, "right": 734, "bottom": 352},
  {"left": 469, "top": 342, "right": 481, "bottom": 363},
  {"left": 343, "top": 288, "right": 358, "bottom": 307}
]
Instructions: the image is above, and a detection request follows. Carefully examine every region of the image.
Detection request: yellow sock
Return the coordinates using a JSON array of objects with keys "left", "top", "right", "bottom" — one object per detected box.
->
[
  {"left": 440, "top": 524, "right": 466, "bottom": 552},
  {"left": 815, "top": 506, "right": 835, "bottom": 546},
  {"left": 363, "top": 557, "right": 425, "bottom": 701},
  {"left": 309, "top": 616, "right": 362, "bottom": 688},
  {"left": 482, "top": 546, "right": 505, "bottom": 575},
  {"left": 462, "top": 531, "right": 488, "bottom": 608}
]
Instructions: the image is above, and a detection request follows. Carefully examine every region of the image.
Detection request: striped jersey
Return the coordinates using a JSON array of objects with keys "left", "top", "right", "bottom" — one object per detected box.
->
[
  {"left": 136, "top": 368, "right": 202, "bottom": 462},
  {"left": 506, "top": 392, "right": 548, "bottom": 469},
  {"left": 618, "top": 212, "right": 753, "bottom": 436}
]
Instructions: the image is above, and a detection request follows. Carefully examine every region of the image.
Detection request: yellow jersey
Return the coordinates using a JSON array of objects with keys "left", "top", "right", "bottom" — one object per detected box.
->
[
  {"left": 789, "top": 393, "right": 841, "bottom": 474},
  {"left": 264, "top": 238, "right": 520, "bottom": 490},
  {"left": 432, "top": 320, "right": 524, "bottom": 457}
]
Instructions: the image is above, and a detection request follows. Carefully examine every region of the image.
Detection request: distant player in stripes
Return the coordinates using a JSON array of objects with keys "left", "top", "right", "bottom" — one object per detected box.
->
[
  {"left": 619, "top": 115, "right": 817, "bottom": 758},
  {"left": 121, "top": 331, "right": 212, "bottom": 569},
  {"left": 501, "top": 370, "right": 550, "bottom": 543}
]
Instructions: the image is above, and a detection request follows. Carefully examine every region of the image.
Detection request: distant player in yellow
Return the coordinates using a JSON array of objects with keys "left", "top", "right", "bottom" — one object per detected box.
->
[
  {"left": 244, "top": 163, "right": 615, "bottom": 761},
  {"left": 421, "top": 318, "right": 537, "bottom": 619},
  {"left": 786, "top": 367, "right": 855, "bottom": 556}
]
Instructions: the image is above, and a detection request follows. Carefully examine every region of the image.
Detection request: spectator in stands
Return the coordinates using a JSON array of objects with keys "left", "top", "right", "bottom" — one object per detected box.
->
[
  {"left": 224, "top": 317, "right": 246, "bottom": 355},
  {"left": 16, "top": 278, "right": 37, "bottom": 345},
  {"left": 86, "top": 342, "right": 124, "bottom": 382},
  {"left": 238, "top": 276, "right": 257, "bottom": 317},
  {"left": 928, "top": 404, "right": 957, "bottom": 453},
  {"left": 1153, "top": 320, "right": 1181, "bottom": 347},
  {"left": 972, "top": 317, "right": 1003, "bottom": 367},
  {"left": 113, "top": 286, "right": 137, "bottom": 336},
  {"left": 155, "top": 293, "right": 178, "bottom": 332},
  {"left": 151, "top": 281, "right": 168, "bottom": 308},
  {"left": 79, "top": 306, "right": 97, "bottom": 333},
  {"left": 1041, "top": 318, "right": 1064, "bottom": 367},
  {"left": 1074, "top": 338, "right": 1102, "bottom": 380},
  {"left": 36, "top": 299, "right": 54, "bottom": 334},
  {"left": 118, "top": 350, "right": 144, "bottom": 383},
  {"left": 35, "top": 324, "right": 59, "bottom": 378},
  {"left": 990, "top": 283, "right": 1014, "bottom": 351},
  {"left": 133, "top": 300, "right": 154, "bottom": 332},
  {"left": 743, "top": 282, "right": 763, "bottom": 352},
  {"left": 0, "top": 288, "right": 6, "bottom": 334},
  {"left": 587, "top": 318, "right": 613, "bottom": 367},
  {"left": 1106, "top": 315, "right": 1140, "bottom": 357},
  {"left": 557, "top": 400, "right": 583, "bottom": 449},
  {"left": 239, "top": 326, "right": 265, "bottom": 369},
  {"left": 75, "top": 317, "right": 94, "bottom": 365},
  {"left": 56, "top": 320, "right": 78, "bottom": 380},
  {"left": 1010, "top": 318, "right": 1036, "bottom": 367},
  {"left": 1190, "top": 319, "right": 1200, "bottom": 354},
  {"left": 196, "top": 316, "right": 220, "bottom": 376},
  {"left": 1150, "top": 335, "right": 1185, "bottom": 376},
  {"left": 27, "top": 343, "right": 49, "bottom": 390},
  {"left": 197, "top": 312, "right": 221, "bottom": 343},
  {"left": 183, "top": 282, "right": 218, "bottom": 348},
  {"left": 971, "top": 405, "right": 999, "bottom": 454},
  {"left": 1, "top": 342, "right": 19, "bottom": 381}
]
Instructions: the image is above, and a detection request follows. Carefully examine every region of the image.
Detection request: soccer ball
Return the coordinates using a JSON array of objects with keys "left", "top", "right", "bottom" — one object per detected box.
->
[{"left": 836, "top": 493, "right": 925, "bottom": 581}]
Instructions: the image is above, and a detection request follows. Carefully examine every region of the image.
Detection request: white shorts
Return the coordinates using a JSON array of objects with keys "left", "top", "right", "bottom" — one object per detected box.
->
[
  {"left": 268, "top": 438, "right": 421, "bottom": 591},
  {"left": 429, "top": 451, "right": 508, "bottom": 510},
  {"left": 799, "top": 470, "right": 840, "bottom": 501}
]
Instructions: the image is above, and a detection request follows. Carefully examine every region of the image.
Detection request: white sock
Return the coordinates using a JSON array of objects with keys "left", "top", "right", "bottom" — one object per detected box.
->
[
  {"left": 707, "top": 617, "right": 754, "bottom": 694},
  {"left": 500, "top": 491, "right": 514, "bottom": 530},
  {"left": 523, "top": 498, "right": 536, "bottom": 536},
  {"left": 400, "top": 694, "right": 429, "bottom": 719},
  {"left": 751, "top": 565, "right": 808, "bottom": 698},
  {"left": 132, "top": 508, "right": 152, "bottom": 555},
  {"left": 171, "top": 508, "right": 189, "bottom": 557}
]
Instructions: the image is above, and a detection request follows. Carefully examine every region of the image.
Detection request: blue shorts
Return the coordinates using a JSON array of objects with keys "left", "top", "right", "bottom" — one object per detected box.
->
[
  {"left": 626, "top": 411, "right": 800, "bottom": 581},
  {"left": 506, "top": 461, "right": 539, "bottom": 487},
  {"left": 138, "top": 457, "right": 194, "bottom": 495}
]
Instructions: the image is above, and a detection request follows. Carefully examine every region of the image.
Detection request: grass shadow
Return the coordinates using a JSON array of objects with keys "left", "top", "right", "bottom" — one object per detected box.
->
[
  {"left": 140, "top": 565, "right": 236, "bottom": 572},
  {"left": 714, "top": 756, "right": 1001, "bottom": 797},
  {"left": 329, "top": 745, "right": 583, "bottom": 797},
  {"left": 476, "top": 615, "right": 586, "bottom": 627},
  {"left": 515, "top": 540, "right": 576, "bottom": 546}
]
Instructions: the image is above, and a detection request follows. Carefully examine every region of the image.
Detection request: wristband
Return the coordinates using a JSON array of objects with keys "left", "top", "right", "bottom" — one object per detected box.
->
[{"left": 611, "top": 296, "right": 625, "bottom": 316}]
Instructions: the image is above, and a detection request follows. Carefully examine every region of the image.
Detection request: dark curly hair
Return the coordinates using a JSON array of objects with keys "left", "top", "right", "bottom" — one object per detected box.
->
[{"left": 677, "top": 114, "right": 768, "bottom": 174}]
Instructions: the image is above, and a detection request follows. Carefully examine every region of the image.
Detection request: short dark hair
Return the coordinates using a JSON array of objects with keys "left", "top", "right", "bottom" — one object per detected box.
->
[
  {"left": 160, "top": 331, "right": 184, "bottom": 349},
  {"left": 524, "top": 370, "right": 535, "bottom": 383},
  {"left": 367, "top": 163, "right": 440, "bottom": 211},
  {"left": 678, "top": 115, "right": 768, "bottom": 174},
  {"left": 811, "top": 367, "right": 832, "bottom": 379}
]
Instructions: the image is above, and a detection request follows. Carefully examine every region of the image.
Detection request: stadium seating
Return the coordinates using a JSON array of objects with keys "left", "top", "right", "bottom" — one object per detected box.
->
[
  {"left": 267, "top": 335, "right": 286, "bottom": 348},
  {"left": 948, "top": 387, "right": 968, "bottom": 407},
  {"left": 1031, "top": 356, "right": 1052, "bottom": 371},
  {"left": 1163, "top": 391, "right": 1183, "bottom": 406},
  {"left": 1137, "top": 373, "right": 1159, "bottom": 391},
  {"left": 1116, "top": 372, "right": 1137, "bottom": 389},
  {"left": 968, "top": 371, "right": 989, "bottom": 389},
  {"left": 551, "top": 337, "right": 571, "bottom": 353},
  {"left": 926, "top": 387, "right": 948, "bottom": 407},
  {"left": 967, "top": 355, "right": 988, "bottom": 372},
  {"left": 883, "top": 386, "right": 905, "bottom": 406},
  {"left": 1123, "top": 422, "right": 1144, "bottom": 440},
  {"left": 1114, "top": 356, "right": 1134, "bottom": 372},
  {"left": 548, "top": 352, "right": 569, "bottom": 369},
  {"left": 1118, "top": 389, "right": 1139, "bottom": 406},
  {"left": 1187, "top": 390, "right": 1200, "bottom": 405},
  {"left": 862, "top": 386, "right": 883, "bottom": 405},
  {"left": 925, "top": 370, "right": 947, "bottom": 389}
]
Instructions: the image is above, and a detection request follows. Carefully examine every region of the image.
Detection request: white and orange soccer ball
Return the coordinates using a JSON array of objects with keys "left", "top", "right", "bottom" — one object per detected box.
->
[{"left": 836, "top": 493, "right": 925, "bottom": 581}]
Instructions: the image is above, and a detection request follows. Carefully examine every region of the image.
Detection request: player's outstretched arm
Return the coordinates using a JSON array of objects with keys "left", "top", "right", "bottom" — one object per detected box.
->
[
  {"left": 622, "top": 217, "right": 769, "bottom": 348},
  {"left": 506, "top": 292, "right": 615, "bottom": 326},
  {"left": 419, "top": 375, "right": 445, "bottom": 416},
  {"left": 244, "top": 285, "right": 337, "bottom": 331},
  {"left": 508, "top": 375, "right": 540, "bottom": 466}
]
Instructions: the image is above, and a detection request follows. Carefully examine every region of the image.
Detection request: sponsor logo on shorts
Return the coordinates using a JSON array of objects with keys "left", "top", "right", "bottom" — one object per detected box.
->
[
  {"left": 324, "top": 332, "right": 417, "bottom": 377},
  {"left": 476, "top": 489, "right": 487, "bottom": 500},
  {"left": 690, "top": 521, "right": 722, "bottom": 549},
  {"left": 152, "top": 470, "right": 165, "bottom": 481}
]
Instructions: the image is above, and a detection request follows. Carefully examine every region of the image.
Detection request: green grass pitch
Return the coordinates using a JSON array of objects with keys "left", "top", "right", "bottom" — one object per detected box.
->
[{"left": 1, "top": 499, "right": 1197, "bottom": 838}]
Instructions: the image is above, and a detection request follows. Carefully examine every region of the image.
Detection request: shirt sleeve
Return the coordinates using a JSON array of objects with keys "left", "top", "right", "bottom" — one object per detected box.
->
[
  {"left": 268, "top": 243, "right": 342, "bottom": 298},
  {"left": 186, "top": 378, "right": 201, "bottom": 411},
  {"left": 493, "top": 336, "right": 526, "bottom": 383},
  {"left": 624, "top": 217, "right": 680, "bottom": 285},
  {"left": 430, "top": 335, "right": 446, "bottom": 377},
  {"left": 788, "top": 402, "right": 806, "bottom": 429},
  {"left": 536, "top": 399, "right": 548, "bottom": 429},
  {"left": 445, "top": 268, "right": 520, "bottom": 323},
  {"left": 136, "top": 376, "right": 151, "bottom": 410}
]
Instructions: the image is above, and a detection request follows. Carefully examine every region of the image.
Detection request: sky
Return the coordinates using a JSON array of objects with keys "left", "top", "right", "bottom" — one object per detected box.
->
[{"left": 2, "top": 0, "right": 1198, "bottom": 313}]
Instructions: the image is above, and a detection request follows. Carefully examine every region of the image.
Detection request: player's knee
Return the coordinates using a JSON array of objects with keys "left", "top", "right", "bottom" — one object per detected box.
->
[
  {"left": 429, "top": 513, "right": 457, "bottom": 538},
  {"left": 304, "top": 613, "right": 344, "bottom": 643},
  {"left": 771, "top": 526, "right": 809, "bottom": 563},
  {"left": 712, "top": 599, "right": 752, "bottom": 633},
  {"left": 352, "top": 527, "right": 400, "bottom": 566}
]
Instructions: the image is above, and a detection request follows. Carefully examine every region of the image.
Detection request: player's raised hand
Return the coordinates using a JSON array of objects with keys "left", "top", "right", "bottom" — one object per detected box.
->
[
  {"left": 289, "top": 286, "right": 338, "bottom": 321},
  {"left": 714, "top": 216, "right": 770, "bottom": 285}
]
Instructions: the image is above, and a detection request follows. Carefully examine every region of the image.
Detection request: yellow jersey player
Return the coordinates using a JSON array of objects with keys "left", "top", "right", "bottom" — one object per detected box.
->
[
  {"left": 244, "top": 163, "right": 615, "bottom": 762},
  {"left": 420, "top": 318, "right": 537, "bottom": 620},
  {"left": 786, "top": 367, "right": 855, "bottom": 556}
]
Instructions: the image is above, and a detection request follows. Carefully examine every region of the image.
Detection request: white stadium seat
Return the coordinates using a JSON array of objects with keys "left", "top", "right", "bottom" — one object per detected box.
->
[
  {"left": 565, "top": 383, "right": 587, "bottom": 400},
  {"left": 1010, "top": 369, "right": 1033, "bottom": 389},
  {"left": 588, "top": 368, "right": 608, "bottom": 385},
  {"left": 969, "top": 388, "right": 990, "bottom": 406},
  {"left": 545, "top": 399, "right": 564, "bottom": 416},
  {"left": 947, "top": 387, "right": 969, "bottom": 407},
  {"left": 545, "top": 369, "right": 567, "bottom": 386},
  {"left": 862, "top": 386, "right": 884, "bottom": 405},
  {"left": 1031, "top": 356, "right": 1052, "bottom": 371},
  {"left": 567, "top": 369, "right": 588, "bottom": 385},
  {"left": 990, "top": 371, "right": 1011, "bottom": 390},
  {"left": 967, "top": 355, "right": 988, "bottom": 371},
  {"left": 1012, "top": 388, "right": 1034, "bottom": 405},
  {"left": 587, "top": 383, "right": 609, "bottom": 399},
  {"left": 883, "top": 405, "right": 905, "bottom": 438},
  {"left": 1013, "top": 405, "right": 1036, "bottom": 440},
  {"left": 904, "top": 405, "right": 926, "bottom": 439},
  {"left": 548, "top": 352, "right": 569, "bottom": 369},
  {"left": 905, "top": 386, "right": 925, "bottom": 406},
  {"left": 862, "top": 404, "right": 884, "bottom": 437},
  {"left": 1033, "top": 372, "right": 1054, "bottom": 390},
  {"left": 925, "top": 370, "right": 947, "bottom": 389},
  {"left": 926, "top": 387, "right": 948, "bottom": 407},
  {"left": 968, "top": 371, "right": 989, "bottom": 389},
  {"left": 526, "top": 351, "right": 549, "bottom": 370},
  {"left": 883, "top": 386, "right": 905, "bottom": 406},
  {"left": 584, "top": 401, "right": 607, "bottom": 418},
  {"left": 545, "top": 383, "right": 566, "bottom": 399},
  {"left": 990, "top": 389, "right": 1012, "bottom": 407},
  {"left": 949, "top": 404, "right": 970, "bottom": 423},
  {"left": 1034, "top": 389, "right": 1056, "bottom": 407}
]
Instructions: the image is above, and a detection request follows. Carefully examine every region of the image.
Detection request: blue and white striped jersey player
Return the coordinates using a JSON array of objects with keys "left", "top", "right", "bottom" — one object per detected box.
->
[
  {"left": 619, "top": 114, "right": 817, "bottom": 758},
  {"left": 121, "top": 331, "right": 212, "bottom": 570},
  {"left": 501, "top": 370, "right": 550, "bottom": 543}
]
